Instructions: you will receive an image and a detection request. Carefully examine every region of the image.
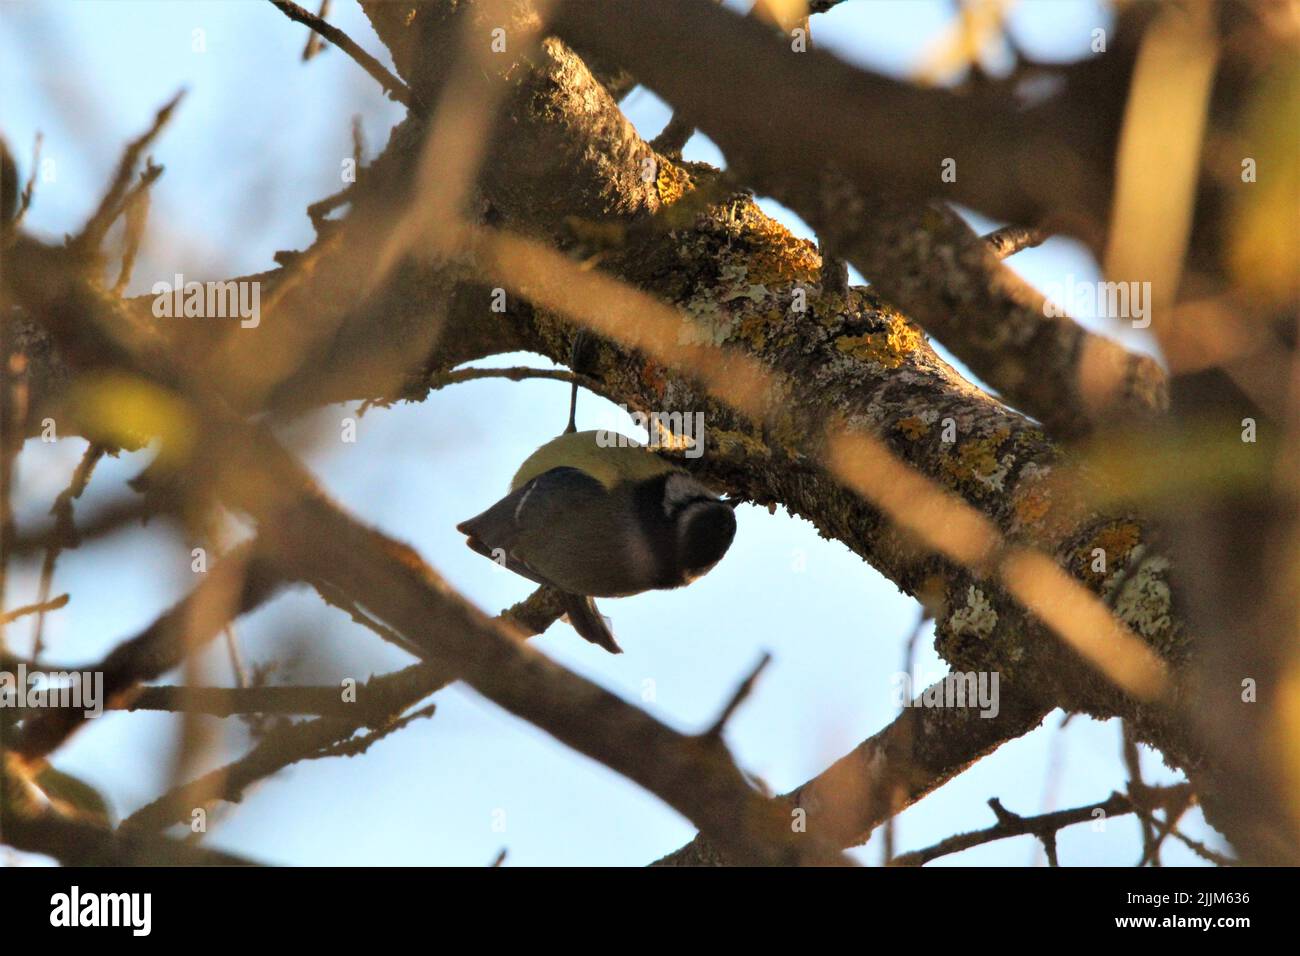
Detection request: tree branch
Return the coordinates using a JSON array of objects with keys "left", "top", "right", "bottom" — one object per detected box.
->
[
  {"left": 2, "top": 755, "right": 257, "bottom": 865},
  {"left": 548, "top": 0, "right": 1167, "bottom": 438},
  {"left": 657, "top": 678, "right": 1051, "bottom": 864},
  {"left": 983, "top": 224, "right": 1049, "bottom": 260},
  {"left": 11, "top": 542, "right": 287, "bottom": 762},
  {"left": 70, "top": 90, "right": 183, "bottom": 258},
  {"left": 267, "top": 0, "right": 424, "bottom": 115},
  {"left": 121, "top": 589, "right": 564, "bottom": 831},
  {"left": 890, "top": 785, "right": 1193, "bottom": 866}
]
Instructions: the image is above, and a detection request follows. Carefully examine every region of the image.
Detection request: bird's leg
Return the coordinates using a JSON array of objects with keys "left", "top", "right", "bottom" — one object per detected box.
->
[{"left": 565, "top": 329, "right": 599, "bottom": 434}]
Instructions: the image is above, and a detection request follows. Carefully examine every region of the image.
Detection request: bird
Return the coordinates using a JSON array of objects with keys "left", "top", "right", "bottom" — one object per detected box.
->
[{"left": 456, "top": 428, "right": 738, "bottom": 653}]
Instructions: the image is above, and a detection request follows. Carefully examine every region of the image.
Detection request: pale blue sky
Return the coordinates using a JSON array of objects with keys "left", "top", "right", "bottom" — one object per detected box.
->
[{"left": 2, "top": 0, "right": 1211, "bottom": 866}]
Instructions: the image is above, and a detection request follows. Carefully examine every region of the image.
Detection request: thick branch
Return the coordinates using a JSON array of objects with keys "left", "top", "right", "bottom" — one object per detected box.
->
[
  {"left": 548, "top": 0, "right": 1167, "bottom": 438},
  {"left": 3, "top": 4, "right": 1219, "bottom": 857},
  {"left": 551, "top": 0, "right": 1127, "bottom": 233},
  {"left": 11, "top": 542, "right": 287, "bottom": 761},
  {"left": 3, "top": 808, "right": 256, "bottom": 865},
  {"left": 122, "top": 589, "right": 564, "bottom": 830},
  {"left": 2, "top": 757, "right": 255, "bottom": 865},
  {"left": 657, "top": 677, "right": 1050, "bottom": 864}
]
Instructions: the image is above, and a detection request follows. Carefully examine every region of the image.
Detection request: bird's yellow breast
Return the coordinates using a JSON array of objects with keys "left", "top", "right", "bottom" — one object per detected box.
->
[{"left": 510, "top": 430, "right": 677, "bottom": 491}]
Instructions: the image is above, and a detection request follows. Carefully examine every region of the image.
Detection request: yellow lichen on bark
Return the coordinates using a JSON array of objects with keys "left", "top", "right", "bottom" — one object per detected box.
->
[
  {"left": 654, "top": 160, "right": 693, "bottom": 207},
  {"left": 941, "top": 426, "right": 1013, "bottom": 491},
  {"left": 737, "top": 215, "right": 821, "bottom": 287},
  {"left": 1013, "top": 485, "right": 1052, "bottom": 527},
  {"left": 1081, "top": 520, "right": 1143, "bottom": 584},
  {"left": 834, "top": 317, "right": 924, "bottom": 370},
  {"left": 897, "top": 416, "right": 930, "bottom": 440}
]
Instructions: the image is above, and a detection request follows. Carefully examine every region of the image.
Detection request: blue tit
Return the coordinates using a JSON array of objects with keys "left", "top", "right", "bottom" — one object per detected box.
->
[{"left": 457, "top": 430, "right": 738, "bottom": 653}]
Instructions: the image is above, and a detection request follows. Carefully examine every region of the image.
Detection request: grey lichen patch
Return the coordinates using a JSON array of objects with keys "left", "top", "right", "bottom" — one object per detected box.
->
[
  {"left": 933, "top": 578, "right": 1038, "bottom": 681},
  {"left": 939, "top": 426, "right": 1015, "bottom": 498},
  {"left": 680, "top": 290, "right": 734, "bottom": 346},
  {"left": 812, "top": 347, "right": 880, "bottom": 390},
  {"left": 679, "top": 256, "right": 787, "bottom": 349},
  {"left": 1113, "top": 551, "right": 1179, "bottom": 652},
  {"left": 716, "top": 262, "right": 769, "bottom": 304},
  {"left": 948, "top": 585, "right": 998, "bottom": 640},
  {"left": 973, "top": 452, "right": 1014, "bottom": 493}
]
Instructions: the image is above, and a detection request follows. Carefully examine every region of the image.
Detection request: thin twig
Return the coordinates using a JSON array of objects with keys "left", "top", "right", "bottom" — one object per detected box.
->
[
  {"left": 32, "top": 444, "right": 104, "bottom": 659},
  {"left": 72, "top": 90, "right": 184, "bottom": 257},
  {"left": 268, "top": 0, "right": 425, "bottom": 115},
  {"left": 982, "top": 224, "right": 1048, "bottom": 259},
  {"left": 315, "top": 702, "right": 437, "bottom": 758},
  {"left": 122, "top": 684, "right": 358, "bottom": 718},
  {"left": 1122, "top": 721, "right": 1159, "bottom": 865},
  {"left": 0, "top": 682, "right": 356, "bottom": 720},
  {"left": 1135, "top": 790, "right": 1195, "bottom": 867},
  {"left": 1130, "top": 801, "right": 1237, "bottom": 866},
  {"left": 121, "top": 590, "right": 566, "bottom": 832},
  {"left": 1042, "top": 829, "right": 1060, "bottom": 867},
  {"left": 311, "top": 577, "right": 425, "bottom": 659},
  {"left": 13, "top": 543, "right": 286, "bottom": 761},
  {"left": 351, "top": 114, "right": 365, "bottom": 168},
  {"left": 222, "top": 625, "right": 250, "bottom": 688},
  {"left": 704, "top": 652, "right": 772, "bottom": 738},
  {"left": 882, "top": 609, "right": 928, "bottom": 864},
  {"left": 307, "top": 183, "right": 356, "bottom": 229},
  {"left": 1, "top": 593, "right": 68, "bottom": 625},
  {"left": 301, "top": 0, "right": 332, "bottom": 60},
  {"left": 8, "top": 495, "right": 148, "bottom": 560},
  {"left": 15, "top": 132, "right": 42, "bottom": 226},
  {"left": 890, "top": 785, "right": 1192, "bottom": 866},
  {"left": 0, "top": 321, "right": 31, "bottom": 657},
  {"left": 111, "top": 160, "right": 163, "bottom": 296}
]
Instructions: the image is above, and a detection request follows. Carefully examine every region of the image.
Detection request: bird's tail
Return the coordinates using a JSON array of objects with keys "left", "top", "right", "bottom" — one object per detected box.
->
[{"left": 561, "top": 593, "right": 622, "bottom": 654}]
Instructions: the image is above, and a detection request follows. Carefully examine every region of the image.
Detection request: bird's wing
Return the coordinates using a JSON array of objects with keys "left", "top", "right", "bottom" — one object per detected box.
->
[{"left": 456, "top": 466, "right": 606, "bottom": 588}]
